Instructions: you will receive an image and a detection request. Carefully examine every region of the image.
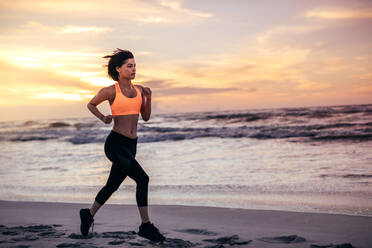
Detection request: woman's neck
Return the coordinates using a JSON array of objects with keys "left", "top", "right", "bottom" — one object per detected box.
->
[{"left": 118, "top": 78, "right": 132, "bottom": 88}]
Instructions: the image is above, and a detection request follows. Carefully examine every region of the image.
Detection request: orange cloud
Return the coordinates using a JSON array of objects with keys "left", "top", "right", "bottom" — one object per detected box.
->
[
  {"left": 157, "top": 0, "right": 213, "bottom": 18},
  {"left": 257, "top": 25, "right": 324, "bottom": 44},
  {"left": 31, "top": 92, "right": 86, "bottom": 101},
  {"left": 1, "top": 1, "right": 371, "bottom": 121},
  {"left": 0, "top": 0, "right": 213, "bottom": 25},
  {"left": 352, "top": 85, "right": 372, "bottom": 94},
  {"left": 306, "top": 9, "right": 372, "bottom": 19}
]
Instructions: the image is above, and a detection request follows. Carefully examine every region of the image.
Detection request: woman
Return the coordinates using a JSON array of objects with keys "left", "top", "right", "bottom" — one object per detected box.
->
[{"left": 79, "top": 48, "right": 166, "bottom": 242}]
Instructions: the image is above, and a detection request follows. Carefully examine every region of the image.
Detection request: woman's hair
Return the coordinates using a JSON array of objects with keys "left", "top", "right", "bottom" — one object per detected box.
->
[{"left": 103, "top": 48, "right": 134, "bottom": 81}]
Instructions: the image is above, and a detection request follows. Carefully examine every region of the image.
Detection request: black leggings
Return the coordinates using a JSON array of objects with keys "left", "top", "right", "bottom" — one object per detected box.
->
[{"left": 95, "top": 130, "right": 149, "bottom": 207}]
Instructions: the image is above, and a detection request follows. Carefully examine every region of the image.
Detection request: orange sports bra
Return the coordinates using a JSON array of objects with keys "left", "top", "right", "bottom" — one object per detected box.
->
[{"left": 110, "top": 83, "right": 142, "bottom": 116}]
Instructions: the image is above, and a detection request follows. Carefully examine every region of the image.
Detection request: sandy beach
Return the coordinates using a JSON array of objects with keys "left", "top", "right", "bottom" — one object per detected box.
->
[{"left": 0, "top": 200, "right": 371, "bottom": 248}]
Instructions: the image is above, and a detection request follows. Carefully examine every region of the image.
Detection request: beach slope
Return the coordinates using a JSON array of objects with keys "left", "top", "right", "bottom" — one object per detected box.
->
[{"left": 0, "top": 200, "right": 371, "bottom": 248}]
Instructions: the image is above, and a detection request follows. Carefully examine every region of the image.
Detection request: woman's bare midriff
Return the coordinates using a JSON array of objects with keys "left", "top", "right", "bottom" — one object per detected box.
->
[{"left": 112, "top": 114, "right": 139, "bottom": 139}]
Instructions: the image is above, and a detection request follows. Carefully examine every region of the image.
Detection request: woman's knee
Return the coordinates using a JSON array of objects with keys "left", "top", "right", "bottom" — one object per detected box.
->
[
  {"left": 105, "top": 182, "right": 120, "bottom": 192},
  {"left": 95, "top": 185, "right": 117, "bottom": 205},
  {"left": 144, "top": 174, "right": 149, "bottom": 184},
  {"left": 138, "top": 173, "right": 149, "bottom": 185}
]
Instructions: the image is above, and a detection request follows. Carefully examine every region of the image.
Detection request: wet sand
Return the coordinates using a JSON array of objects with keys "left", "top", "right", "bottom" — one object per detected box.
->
[{"left": 0, "top": 200, "right": 371, "bottom": 248}]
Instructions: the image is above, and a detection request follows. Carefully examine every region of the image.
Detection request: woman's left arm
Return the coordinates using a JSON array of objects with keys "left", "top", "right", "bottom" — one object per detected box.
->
[{"left": 140, "top": 86, "right": 152, "bottom": 121}]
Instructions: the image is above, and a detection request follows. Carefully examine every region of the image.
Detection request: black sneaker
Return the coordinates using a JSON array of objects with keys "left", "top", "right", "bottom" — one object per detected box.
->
[
  {"left": 137, "top": 222, "right": 166, "bottom": 242},
  {"left": 79, "top": 208, "right": 94, "bottom": 236}
]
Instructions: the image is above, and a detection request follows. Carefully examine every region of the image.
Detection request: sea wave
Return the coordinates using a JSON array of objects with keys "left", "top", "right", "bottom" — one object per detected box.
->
[
  {"left": 1, "top": 104, "right": 371, "bottom": 144},
  {"left": 3, "top": 121, "right": 372, "bottom": 144},
  {"left": 10, "top": 136, "right": 59, "bottom": 142},
  {"left": 320, "top": 174, "right": 372, "bottom": 179},
  {"left": 49, "top": 122, "right": 71, "bottom": 128}
]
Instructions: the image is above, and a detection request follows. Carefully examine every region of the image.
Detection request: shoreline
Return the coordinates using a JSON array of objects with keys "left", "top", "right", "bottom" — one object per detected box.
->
[
  {"left": 1, "top": 200, "right": 371, "bottom": 248},
  {"left": 2, "top": 189, "right": 372, "bottom": 218}
]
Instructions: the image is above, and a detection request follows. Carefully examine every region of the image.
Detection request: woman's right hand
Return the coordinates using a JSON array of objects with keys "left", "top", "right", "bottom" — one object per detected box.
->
[
  {"left": 87, "top": 86, "right": 115, "bottom": 123},
  {"left": 102, "top": 115, "right": 113, "bottom": 124}
]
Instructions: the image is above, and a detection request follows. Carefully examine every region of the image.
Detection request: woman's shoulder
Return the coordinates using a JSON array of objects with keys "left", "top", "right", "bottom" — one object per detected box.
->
[
  {"left": 98, "top": 84, "right": 116, "bottom": 98},
  {"left": 134, "top": 84, "right": 144, "bottom": 92},
  {"left": 103, "top": 84, "right": 116, "bottom": 92}
]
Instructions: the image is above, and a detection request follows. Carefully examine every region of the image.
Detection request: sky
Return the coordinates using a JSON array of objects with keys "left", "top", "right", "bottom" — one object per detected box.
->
[{"left": 0, "top": 0, "right": 371, "bottom": 121}]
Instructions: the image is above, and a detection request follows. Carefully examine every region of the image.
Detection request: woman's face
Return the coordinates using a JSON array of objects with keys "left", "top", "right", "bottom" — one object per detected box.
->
[{"left": 116, "top": 58, "right": 136, "bottom": 80}]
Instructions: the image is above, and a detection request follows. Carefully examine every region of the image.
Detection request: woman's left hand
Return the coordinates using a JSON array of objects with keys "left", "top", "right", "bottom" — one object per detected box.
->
[{"left": 143, "top": 87, "right": 152, "bottom": 100}]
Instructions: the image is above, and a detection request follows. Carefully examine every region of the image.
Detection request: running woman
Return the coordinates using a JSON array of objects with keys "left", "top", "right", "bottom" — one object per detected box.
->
[{"left": 79, "top": 48, "right": 166, "bottom": 242}]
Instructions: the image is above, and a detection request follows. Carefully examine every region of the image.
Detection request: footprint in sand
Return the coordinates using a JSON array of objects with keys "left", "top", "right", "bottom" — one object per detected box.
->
[
  {"left": 108, "top": 240, "right": 127, "bottom": 245},
  {"left": 68, "top": 233, "right": 96, "bottom": 239},
  {"left": 0, "top": 224, "right": 66, "bottom": 244},
  {"left": 203, "top": 245, "right": 225, "bottom": 248},
  {"left": 7, "top": 246, "right": 31, "bottom": 248},
  {"left": 56, "top": 242, "right": 101, "bottom": 248},
  {"left": 100, "top": 230, "right": 137, "bottom": 239},
  {"left": 310, "top": 243, "right": 354, "bottom": 248},
  {"left": 2, "top": 230, "right": 19, "bottom": 236},
  {"left": 174, "top": 228, "right": 219, "bottom": 236},
  {"left": 68, "top": 230, "right": 199, "bottom": 247},
  {"left": 11, "top": 235, "right": 39, "bottom": 242},
  {"left": 203, "top": 234, "right": 252, "bottom": 246},
  {"left": 146, "top": 238, "right": 198, "bottom": 247},
  {"left": 257, "top": 234, "right": 306, "bottom": 243},
  {"left": 68, "top": 229, "right": 138, "bottom": 246},
  {"left": 128, "top": 241, "right": 148, "bottom": 246},
  {"left": 101, "top": 230, "right": 201, "bottom": 247}
]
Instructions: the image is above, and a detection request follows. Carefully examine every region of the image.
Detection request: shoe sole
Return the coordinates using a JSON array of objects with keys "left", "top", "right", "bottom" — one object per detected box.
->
[
  {"left": 138, "top": 231, "right": 165, "bottom": 242},
  {"left": 79, "top": 209, "right": 90, "bottom": 236}
]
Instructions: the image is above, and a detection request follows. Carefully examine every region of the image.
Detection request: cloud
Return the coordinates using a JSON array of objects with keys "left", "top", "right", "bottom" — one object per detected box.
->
[
  {"left": 31, "top": 92, "right": 85, "bottom": 101},
  {"left": 17, "top": 21, "right": 113, "bottom": 35},
  {"left": 57, "top": 25, "right": 113, "bottom": 34},
  {"left": 0, "top": 101, "right": 94, "bottom": 121},
  {"left": 156, "top": 86, "right": 238, "bottom": 96},
  {"left": 257, "top": 25, "right": 324, "bottom": 44},
  {"left": 140, "top": 16, "right": 166, "bottom": 24},
  {"left": 306, "top": 9, "right": 372, "bottom": 19},
  {"left": 0, "top": 57, "right": 99, "bottom": 105},
  {"left": 0, "top": 49, "right": 111, "bottom": 93},
  {"left": 0, "top": 54, "right": 239, "bottom": 107},
  {"left": 296, "top": 80, "right": 330, "bottom": 91},
  {"left": 141, "top": 79, "right": 239, "bottom": 96},
  {"left": 157, "top": 0, "right": 213, "bottom": 18},
  {"left": 140, "top": 79, "right": 170, "bottom": 89},
  {"left": 1, "top": 0, "right": 213, "bottom": 25},
  {"left": 352, "top": 85, "right": 372, "bottom": 94}
]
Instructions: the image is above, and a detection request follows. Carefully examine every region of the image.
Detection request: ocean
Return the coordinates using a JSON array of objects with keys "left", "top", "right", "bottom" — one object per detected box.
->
[{"left": 0, "top": 103, "right": 371, "bottom": 216}]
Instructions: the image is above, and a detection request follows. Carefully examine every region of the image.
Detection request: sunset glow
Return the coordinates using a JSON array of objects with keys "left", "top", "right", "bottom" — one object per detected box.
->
[{"left": 0, "top": 0, "right": 371, "bottom": 121}]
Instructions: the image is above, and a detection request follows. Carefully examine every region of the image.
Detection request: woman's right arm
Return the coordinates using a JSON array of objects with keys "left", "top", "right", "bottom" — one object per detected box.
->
[{"left": 87, "top": 87, "right": 113, "bottom": 124}]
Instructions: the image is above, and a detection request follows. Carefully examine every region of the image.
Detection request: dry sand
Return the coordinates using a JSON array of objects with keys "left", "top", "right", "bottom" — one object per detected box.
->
[{"left": 0, "top": 200, "right": 371, "bottom": 248}]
